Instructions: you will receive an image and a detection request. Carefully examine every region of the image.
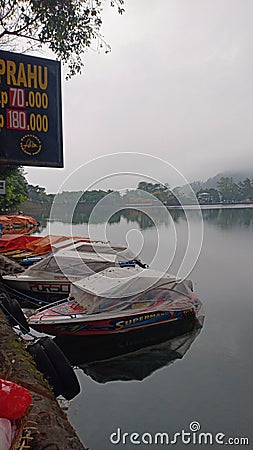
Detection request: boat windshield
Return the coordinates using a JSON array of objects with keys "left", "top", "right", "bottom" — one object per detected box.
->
[
  {"left": 25, "top": 242, "right": 141, "bottom": 276},
  {"left": 70, "top": 244, "right": 138, "bottom": 262}
]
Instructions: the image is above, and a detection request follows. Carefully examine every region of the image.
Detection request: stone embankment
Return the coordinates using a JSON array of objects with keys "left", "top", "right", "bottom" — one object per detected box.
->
[{"left": 0, "top": 257, "right": 87, "bottom": 449}]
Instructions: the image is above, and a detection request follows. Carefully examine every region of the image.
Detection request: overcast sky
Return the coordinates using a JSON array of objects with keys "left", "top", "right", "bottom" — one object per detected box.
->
[{"left": 26, "top": 0, "right": 253, "bottom": 193}]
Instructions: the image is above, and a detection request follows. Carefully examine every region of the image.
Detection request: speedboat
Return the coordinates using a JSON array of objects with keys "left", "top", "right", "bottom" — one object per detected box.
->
[
  {"left": 3, "top": 241, "right": 145, "bottom": 303},
  {"left": 27, "top": 267, "right": 203, "bottom": 336}
]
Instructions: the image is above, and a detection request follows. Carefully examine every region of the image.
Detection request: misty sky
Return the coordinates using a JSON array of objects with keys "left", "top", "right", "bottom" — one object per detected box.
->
[{"left": 26, "top": 0, "right": 253, "bottom": 193}]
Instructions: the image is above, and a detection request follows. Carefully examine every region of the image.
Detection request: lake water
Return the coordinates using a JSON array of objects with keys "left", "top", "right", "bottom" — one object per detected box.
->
[{"left": 40, "top": 207, "right": 253, "bottom": 449}]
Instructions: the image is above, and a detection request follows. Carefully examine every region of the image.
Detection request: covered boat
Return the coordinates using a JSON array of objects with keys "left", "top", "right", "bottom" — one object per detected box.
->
[
  {"left": 0, "top": 234, "right": 40, "bottom": 254},
  {"left": 3, "top": 240, "right": 143, "bottom": 302},
  {"left": 25, "top": 234, "right": 90, "bottom": 255},
  {"left": 0, "top": 214, "right": 39, "bottom": 232},
  {"left": 0, "top": 234, "right": 91, "bottom": 266},
  {"left": 27, "top": 266, "right": 203, "bottom": 336}
]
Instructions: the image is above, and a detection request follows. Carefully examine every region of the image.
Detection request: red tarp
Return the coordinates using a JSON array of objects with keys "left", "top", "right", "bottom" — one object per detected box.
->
[{"left": 0, "top": 235, "right": 40, "bottom": 252}]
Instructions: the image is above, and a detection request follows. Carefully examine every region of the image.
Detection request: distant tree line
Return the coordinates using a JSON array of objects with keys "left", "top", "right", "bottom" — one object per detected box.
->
[
  {"left": 22, "top": 176, "right": 253, "bottom": 207},
  {"left": 197, "top": 177, "right": 253, "bottom": 203},
  {"left": 2, "top": 175, "right": 253, "bottom": 211}
]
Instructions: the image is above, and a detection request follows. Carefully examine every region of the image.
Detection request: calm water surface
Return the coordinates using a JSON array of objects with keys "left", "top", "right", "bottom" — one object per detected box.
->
[{"left": 41, "top": 207, "right": 253, "bottom": 449}]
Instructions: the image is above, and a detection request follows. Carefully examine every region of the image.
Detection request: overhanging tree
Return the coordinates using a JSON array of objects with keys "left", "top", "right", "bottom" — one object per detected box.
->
[
  {"left": 0, "top": 0, "right": 125, "bottom": 77},
  {"left": 0, "top": 1, "right": 125, "bottom": 209},
  {"left": 0, "top": 166, "right": 28, "bottom": 209}
]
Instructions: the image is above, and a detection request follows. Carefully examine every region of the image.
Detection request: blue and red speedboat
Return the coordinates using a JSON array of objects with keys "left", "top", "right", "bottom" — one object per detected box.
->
[{"left": 27, "top": 267, "right": 203, "bottom": 336}]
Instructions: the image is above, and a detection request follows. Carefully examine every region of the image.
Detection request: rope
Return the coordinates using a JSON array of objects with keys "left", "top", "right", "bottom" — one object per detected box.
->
[
  {"left": 0, "top": 301, "right": 36, "bottom": 340},
  {"left": 4, "top": 285, "right": 50, "bottom": 305}
]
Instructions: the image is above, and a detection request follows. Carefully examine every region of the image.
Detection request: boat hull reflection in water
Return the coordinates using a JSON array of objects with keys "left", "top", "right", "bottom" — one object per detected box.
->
[{"left": 55, "top": 317, "right": 203, "bottom": 383}]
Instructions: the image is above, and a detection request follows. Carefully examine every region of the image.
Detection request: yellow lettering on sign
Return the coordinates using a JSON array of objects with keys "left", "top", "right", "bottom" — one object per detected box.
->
[
  {"left": 17, "top": 63, "right": 27, "bottom": 87},
  {"left": 0, "top": 60, "right": 6, "bottom": 82},
  {"left": 38, "top": 66, "right": 48, "bottom": 90},
  {"left": 0, "top": 60, "right": 49, "bottom": 89},
  {"left": 7, "top": 61, "right": 17, "bottom": 85},
  {"left": 27, "top": 64, "right": 37, "bottom": 89},
  {"left": 0, "top": 91, "right": 8, "bottom": 108}
]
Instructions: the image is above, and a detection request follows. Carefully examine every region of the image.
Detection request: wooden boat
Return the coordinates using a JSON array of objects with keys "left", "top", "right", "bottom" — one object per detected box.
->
[{"left": 27, "top": 267, "right": 203, "bottom": 336}]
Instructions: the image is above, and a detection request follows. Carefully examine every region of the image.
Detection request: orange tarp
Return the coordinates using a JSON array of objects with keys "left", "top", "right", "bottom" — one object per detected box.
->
[
  {"left": 0, "top": 215, "right": 12, "bottom": 228},
  {"left": 0, "top": 233, "right": 91, "bottom": 255},
  {"left": 0, "top": 235, "right": 40, "bottom": 252},
  {"left": 0, "top": 214, "right": 38, "bottom": 231},
  {"left": 7, "top": 214, "right": 38, "bottom": 227},
  {"left": 25, "top": 235, "right": 90, "bottom": 254}
]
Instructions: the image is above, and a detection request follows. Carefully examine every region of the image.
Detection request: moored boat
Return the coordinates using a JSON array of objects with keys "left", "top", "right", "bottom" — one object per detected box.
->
[
  {"left": 0, "top": 233, "right": 90, "bottom": 263},
  {"left": 0, "top": 214, "right": 39, "bottom": 233},
  {"left": 0, "top": 234, "right": 41, "bottom": 256},
  {"left": 3, "top": 240, "right": 144, "bottom": 303},
  {"left": 27, "top": 267, "right": 203, "bottom": 336}
]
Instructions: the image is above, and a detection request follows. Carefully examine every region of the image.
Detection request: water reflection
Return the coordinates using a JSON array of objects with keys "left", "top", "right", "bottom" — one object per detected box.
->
[
  {"left": 201, "top": 207, "right": 253, "bottom": 228},
  {"left": 48, "top": 205, "right": 173, "bottom": 229},
  {"left": 33, "top": 205, "right": 253, "bottom": 232},
  {"left": 55, "top": 318, "right": 203, "bottom": 383}
]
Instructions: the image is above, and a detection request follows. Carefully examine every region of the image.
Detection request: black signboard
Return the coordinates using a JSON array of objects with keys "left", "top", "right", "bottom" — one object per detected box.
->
[{"left": 0, "top": 50, "right": 63, "bottom": 167}]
